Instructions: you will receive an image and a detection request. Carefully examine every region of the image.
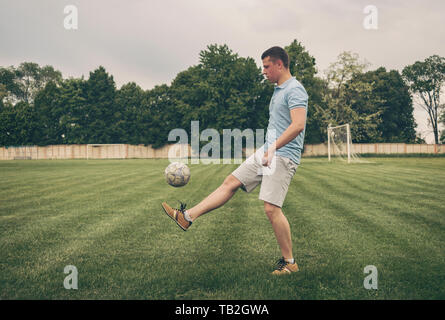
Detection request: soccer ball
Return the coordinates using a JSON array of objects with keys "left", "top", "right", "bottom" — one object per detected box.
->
[{"left": 164, "top": 162, "right": 191, "bottom": 187}]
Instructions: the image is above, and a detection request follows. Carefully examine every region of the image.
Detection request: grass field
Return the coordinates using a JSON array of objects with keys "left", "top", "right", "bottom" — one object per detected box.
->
[{"left": 1, "top": 158, "right": 444, "bottom": 299}]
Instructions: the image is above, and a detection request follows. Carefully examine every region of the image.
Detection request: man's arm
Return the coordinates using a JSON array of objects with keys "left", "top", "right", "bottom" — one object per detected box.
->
[{"left": 262, "top": 107, "right": 306, "bottom": 166}]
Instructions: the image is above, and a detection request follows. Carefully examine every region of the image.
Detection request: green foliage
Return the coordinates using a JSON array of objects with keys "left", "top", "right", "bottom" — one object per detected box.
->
[
  {"left": 355, "top": 68, "right": 416, "bottom": 143},
  {"left": 0, "top": 43, "right": 428, "bottom": 147},
  {"left": 0, "top": 101, "right": 40, "bottom": 146},
  {"left": 285, "top": 40, "right": 325, "bottom": 144},
  {"left": 114, "top": 82, "right": 145, "bottom": 145},
  {"left": 440, "top": 110, "right": 445, "bottom": 144},
  {"left": 169, "top": 44, "right": 271, "bottom": 151},
  {"left": 83, "top": 66, "right": 117, "bottom": 143},
  {"left": 141, "top": 84, "right": 177, "bottom": 148},
  {"left": 402, "top": 55, "right": 445, "bottom": 144},
  {"left": 314, "top": 52, "right": 380, "bottom": 142},
  {"left": 286, "top": 39, "right": 317, "bottom": 85},
  {"left": 0, "top": 62, "right": 62, "bottom": 105},
  {"left": 312, "top": 52, "right": 417, "bottom": 143},
  {"left": 0, "top": 102, "right": 16, "bottom": 146}
]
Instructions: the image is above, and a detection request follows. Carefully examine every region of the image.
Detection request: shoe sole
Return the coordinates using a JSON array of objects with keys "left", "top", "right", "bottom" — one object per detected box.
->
[
  {"left": 162, "top": 203, "right": 188, "bottom": 231},
  {"left": 272, "top": 265, "right": 299, "bottom": 275}
]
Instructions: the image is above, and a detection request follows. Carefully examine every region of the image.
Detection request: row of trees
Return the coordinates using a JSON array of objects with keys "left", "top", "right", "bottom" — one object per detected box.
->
[{"left": 1, "top": 40, "right": 444, "bottom": 147}]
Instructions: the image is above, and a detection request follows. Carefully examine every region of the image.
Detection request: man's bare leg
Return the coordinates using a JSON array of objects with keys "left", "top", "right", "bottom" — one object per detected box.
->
[
  {"left": 186, "top": 174, "right": 242, "bottom": 222},
  {"left": 264, "top": 201, "right": 293, "bottom": 260}
]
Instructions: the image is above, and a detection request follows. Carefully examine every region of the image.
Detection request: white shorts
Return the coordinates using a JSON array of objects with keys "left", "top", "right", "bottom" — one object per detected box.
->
[{"left": 231, "top": 147, "right": 298, "bottom": 208}]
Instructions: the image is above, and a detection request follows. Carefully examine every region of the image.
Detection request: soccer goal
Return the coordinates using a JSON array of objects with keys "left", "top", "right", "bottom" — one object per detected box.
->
[{"left": 327, "top": 124, "right": 362, "bottom": 163}]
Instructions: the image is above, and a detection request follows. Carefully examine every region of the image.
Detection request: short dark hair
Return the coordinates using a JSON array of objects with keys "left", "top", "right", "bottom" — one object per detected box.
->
[{"left": 261, "top": 46, "right": 289, "bottom": 69}]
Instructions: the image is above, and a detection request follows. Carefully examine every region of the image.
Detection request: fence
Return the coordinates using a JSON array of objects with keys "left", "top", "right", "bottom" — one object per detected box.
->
[
  {"left": 0, "top": 144, "right": 174, "bottom": 160},
  {"left": 302, "top": 143, "right": 445, "bottom": 156},
  {"left": 0, "top": 143, "right": 444, "bottom": 160}
]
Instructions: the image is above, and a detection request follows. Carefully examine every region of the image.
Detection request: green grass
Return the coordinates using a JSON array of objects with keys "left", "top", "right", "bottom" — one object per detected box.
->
[{"left": 0, "top": 158, "right": 444, "bottom": 299}]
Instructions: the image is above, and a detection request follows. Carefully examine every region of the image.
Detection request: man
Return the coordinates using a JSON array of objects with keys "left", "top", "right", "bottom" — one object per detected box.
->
[{"left": 162, "top": 46, "right": 308, "bottom": 275}]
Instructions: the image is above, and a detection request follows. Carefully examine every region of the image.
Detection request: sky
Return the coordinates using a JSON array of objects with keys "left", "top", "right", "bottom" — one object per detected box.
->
[{"left": 1, "top": 0, "right": 444, "bottom": 143}]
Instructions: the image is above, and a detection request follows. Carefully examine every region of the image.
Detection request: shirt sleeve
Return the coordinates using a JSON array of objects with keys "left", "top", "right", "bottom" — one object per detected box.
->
[{"left": 287, "top": 85, "right": 308, "bottom": 110}]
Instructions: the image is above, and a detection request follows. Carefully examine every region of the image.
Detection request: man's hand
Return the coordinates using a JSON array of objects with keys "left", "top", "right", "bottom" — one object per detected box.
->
[
  {"left": 262, "top": 145, "right": 276, "bottom": 167},
  {"left": 262, "top": 108, "right": 306, "bottom": 167}
]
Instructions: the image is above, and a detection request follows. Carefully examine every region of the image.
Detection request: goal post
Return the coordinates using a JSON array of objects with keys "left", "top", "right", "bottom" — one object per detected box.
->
[{"left": 327, "top": 123, "right": 353, "bottom": 163}]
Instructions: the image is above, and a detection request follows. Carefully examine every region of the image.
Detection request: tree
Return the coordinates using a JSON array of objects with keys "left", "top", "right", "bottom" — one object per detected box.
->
[
  {"left": 114, "top": 82, "right": 145, "bottom": 145},
  {"left": 316, "top": 51, "right": 383, "bottom": 142},
  {"left": 0, "top": 67, "right": 21, "bottom": 105},
  {"left": 0, "top": 63, "right": 62, "bottom": 104},
  {"left": 0, "top": 101, "right": 39, "bottom": 146},
  {"left": 140, "top": 84, "right": 177, "bottom": 148},
  {"left": 34, "top": 81, "right": 64, "bottom": 145},
  {"left": 169, "top": 44, "right": 270, "bottom": 151},
  {"left": 83, "top": 66, "right": 117, "bottom": 143},
  {"left": 440, "top": 110, "right": 445, "bottom": 144},
  {"left": 0, "top": 100, "right": 16, "bottom": 146},
  {"left": 286, "top": 39, "right": 317, "bottom": 86},
  {"left": 325, "top": 51, "right": 370, "bottom": 99},
  {"left": 285, "top": 39, "right": 325, "bottom": 143},
  {"left": 352, "top": 67, "right": 417, "bottom": 142},
  {"left": 402, "top": 55, "right": 445, "bottom": 144}
]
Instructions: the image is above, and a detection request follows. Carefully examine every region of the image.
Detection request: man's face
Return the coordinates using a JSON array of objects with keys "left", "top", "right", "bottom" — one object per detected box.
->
[{"left": 262, "top": 56, "right": 281, "bottom": 83}]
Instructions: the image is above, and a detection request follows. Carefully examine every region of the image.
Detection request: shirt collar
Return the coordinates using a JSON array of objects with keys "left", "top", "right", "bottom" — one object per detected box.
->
[{"left": 275, "top": 76, "right": 295, "bottom": 89}]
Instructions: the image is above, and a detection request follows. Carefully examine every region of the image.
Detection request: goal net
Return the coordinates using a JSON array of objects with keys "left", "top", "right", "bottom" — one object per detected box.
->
[{"left": 327, "top": 124, "right": 364, "bottom": 163}]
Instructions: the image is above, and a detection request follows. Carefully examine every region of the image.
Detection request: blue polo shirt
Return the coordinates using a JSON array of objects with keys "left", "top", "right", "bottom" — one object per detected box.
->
[{"left": 264, "top": 77, "right": 308, "bottom": 165}]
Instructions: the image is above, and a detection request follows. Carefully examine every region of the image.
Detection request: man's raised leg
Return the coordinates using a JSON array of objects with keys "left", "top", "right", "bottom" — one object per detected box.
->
[
  {"left": 186, "top": 174, "right": 242, "bottom": 222},
  {"left": 162, "top": 174, "right": 242, "bottom": 231}
]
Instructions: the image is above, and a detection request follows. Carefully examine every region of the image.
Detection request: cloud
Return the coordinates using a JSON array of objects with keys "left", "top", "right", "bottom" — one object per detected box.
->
[{"left": 1, "top": 0, "right": 444, "bottom": 142}]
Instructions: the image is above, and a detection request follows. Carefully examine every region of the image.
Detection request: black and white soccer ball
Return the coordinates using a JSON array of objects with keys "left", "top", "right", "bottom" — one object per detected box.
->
[{"left": 164, "top": 162, "right": 191, "bottom": 187}]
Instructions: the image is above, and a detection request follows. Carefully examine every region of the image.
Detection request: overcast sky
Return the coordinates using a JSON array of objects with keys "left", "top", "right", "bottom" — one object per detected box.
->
[{"left": 1, "top": 0, "right": 444, "bottom": 142}]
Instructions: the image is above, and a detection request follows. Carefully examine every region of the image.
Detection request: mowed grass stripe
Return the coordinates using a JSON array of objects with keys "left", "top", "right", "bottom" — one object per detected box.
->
[
  {"left": 292, "top": 168, "right": 385, "bottom": 255},
  {"left": 1, "top": 212, "right": 149, "bottom": 299},
  {"left": 318, "top": 159, "right": 445, "bottom": 192},
  {"left": 96, "top": 164, "right": 240, "bottom": 299},
  {"left": 0, "top": 160, "right": 105, "bottom": 191},
  {"left": 0, "top": 162, "right": 219, "bottom": 298},
  {"left": 1, "top": 162, "right": 174, "bottom": 297},
  {"left": 297, "top": 168, "right": 421, "bottom": 260},
  {"left": 2, "top": 161, "right": 219, "bottom": 272},
  {"left": 0, "top": 162, "right": 136, "bottom": 202},
  {"left": 311, "top": 163, "right": 445, "bottom": 223},
  {"left": 0, "top": 170, "right": 145, "bottom": 214},
  {"left": 1, "top": 158, "right": 444, "bottom": 299},
  {"left": 329, "top": 168, "right": 445, "bottom": 233},
  {"left": 300, "top": 167, "right": 443, "bottom": 256},
  {"left": 311, "top": 162, "right": 445, "bottom": 232},
  {"left": 0, "top": 160, "right": 159, "bottom": 214},
  {"left": 284, "top": 172, "right": 420, "bottom": 299},
  {"left": 0, "top": 168, "right": 156, "bottom": 244},
  {"left": 294, "top": 168, "right": 444, "bottom": 299},
  {"left": 305, "top": 160, "right": 445, "bottom": 217},
  {"left": 148, "top": 163, "right": 280, "bottom": 299},
  {"left": 0, "top": 171, "right": 148, "bottom": 242}
]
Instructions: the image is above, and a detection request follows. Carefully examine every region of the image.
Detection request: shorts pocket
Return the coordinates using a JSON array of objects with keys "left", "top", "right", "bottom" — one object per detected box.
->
[{"left": 283, "top": 157, "right": 298, "bottom": 175}]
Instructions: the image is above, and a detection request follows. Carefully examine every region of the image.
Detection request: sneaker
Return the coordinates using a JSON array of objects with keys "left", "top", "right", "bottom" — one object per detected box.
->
[
  {"left": 272, "top": 257, "right": 299, "bottom": 275},
  {"left": 162, "top": 201, "right": 192, "bottom": 231}
]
